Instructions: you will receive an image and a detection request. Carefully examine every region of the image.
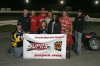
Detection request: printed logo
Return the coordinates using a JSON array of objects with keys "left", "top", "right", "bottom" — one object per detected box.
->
[
  {"left": 79, "top": 19, "right": 81, "bottom": 21},
  {"left": 27, "top": 40, "right": 50, "bottom": 51},
  {"left": 54, "top": 41, "right": 62, "bottom": 51}
]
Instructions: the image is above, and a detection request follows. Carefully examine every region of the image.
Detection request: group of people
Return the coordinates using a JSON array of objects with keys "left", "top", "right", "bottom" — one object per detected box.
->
[{"left": 10, "top": 8, "right": 85, "bottom": 58}]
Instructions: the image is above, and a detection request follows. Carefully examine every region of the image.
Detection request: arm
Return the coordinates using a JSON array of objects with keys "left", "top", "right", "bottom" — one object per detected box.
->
[
  {"left": 48, "top": 21, "right": 51, "bottom": 34},
  {"left": 37, "top": 28, "right": 40, "bottom": 34},
  {"left": 68, "top": 17, "right": 73, "bottom": 34},
  {"left": 11, "top": 30, "right": 15, "bottom": 42},
  {"left": 28, "top": 16, "right": 31, "bottom": 31},
  {"left": 73, "top": 17, "right": 76, "bottom": 32},
  {"left": 69, "top": 35, "right": 73, "bottom": 44},
  {"left": 57, "top": 21, "right": 61, "bottom": 34},
  {"left": 37, "top": 16, "right": 41, "bottom": 28}
]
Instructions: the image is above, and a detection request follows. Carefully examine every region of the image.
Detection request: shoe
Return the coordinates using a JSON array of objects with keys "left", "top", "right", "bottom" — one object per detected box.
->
[
  {"left": 76, "top": 53, "right": 82, "bottom": 55},
  {"left": 66, "top": 52, "right": 71, "bottom": 59},
  {"left": 8, "top": 48, "right": 12, "bottom": 53}
]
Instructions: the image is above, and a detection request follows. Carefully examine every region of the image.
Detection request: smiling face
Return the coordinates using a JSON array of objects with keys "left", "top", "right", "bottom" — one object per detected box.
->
[
  {"left": 41, "top": 22, "right": 46, "bottom": 27},
  {"left": 65, "top": 29, "right": 70, "bottom": 34},
  {"left": 48, "top": 12, "right": 52, "bottom": 18},
  {"left": 53, "top": 15, "right": 56, "bottom": 20},
  {"left": 77, "top": 12, "right": 82, "bottom": 16},
  {"left": 41, "top": 10, "right": 45, "bottom": 14},
  {"left": 17, "top": 25, "right": 22, "bottom": 30},
  {"left": 23, "top": 9, "right": 28, "bottom": 16},
  {"left": 31, "top": 11, "right": 35, "bottom": 16},
  {"left": 62, "top": 11, "right": 67, "bottom": 17}
]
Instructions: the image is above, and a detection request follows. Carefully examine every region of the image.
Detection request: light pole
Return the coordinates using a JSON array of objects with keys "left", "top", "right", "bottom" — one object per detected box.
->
[
  {"left": 26, "top": 0, "right": 29, "bottom": 9},
  {"left": 95, "top": 0, "right": 99, "bottom": 14}
]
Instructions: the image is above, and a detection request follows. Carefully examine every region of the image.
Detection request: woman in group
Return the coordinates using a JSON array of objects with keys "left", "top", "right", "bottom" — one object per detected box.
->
[
  {"left": 59, "top": 10, "right": 72, "bottom": 34},
  {"left": 48, "top": 14, "right": 61, "bottom": 34}
]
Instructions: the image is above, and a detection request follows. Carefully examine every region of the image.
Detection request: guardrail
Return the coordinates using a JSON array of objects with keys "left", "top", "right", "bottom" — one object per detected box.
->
[
  {"left": 0, "top": 18, "right": 100, "bottom": 26},
  {"left": 0, "top": 11, "right": 77, "bottom": 14}
]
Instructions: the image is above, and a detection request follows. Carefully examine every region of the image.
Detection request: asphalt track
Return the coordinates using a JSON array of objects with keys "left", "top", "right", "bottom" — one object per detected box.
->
[{"left": 0, "top": 26, "right": 100, "bottom": 66}]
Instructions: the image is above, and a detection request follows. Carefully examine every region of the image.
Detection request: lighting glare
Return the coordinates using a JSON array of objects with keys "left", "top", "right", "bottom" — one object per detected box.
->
[
  {"left": 61, "top": 1, "right": 64, "bottom": 4},
  {"left": 26, "top": 0, "right": 29, "bottom": 3},
  {"left": 95, "top": 1, "right": 99, "bottom": 4}
]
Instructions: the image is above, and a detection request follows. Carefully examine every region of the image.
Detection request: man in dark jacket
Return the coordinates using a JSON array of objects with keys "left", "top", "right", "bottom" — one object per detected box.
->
[
  {"left": 73, "top": 10, "right": 84, "bottom": 55},
  {"left": 18, "top": 9, "right": 30, "bottom": 32},
  {"left": 48, "top": 14, "right": 61, "bottom": 34}
]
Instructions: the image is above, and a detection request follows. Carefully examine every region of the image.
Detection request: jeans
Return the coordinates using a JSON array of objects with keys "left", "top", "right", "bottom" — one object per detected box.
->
[
  {"left": 75, "top": 32, "right": 82, "bottom": 54},
  {"left": 12, "top": 47, "right": 23, "bottom": 58},
  {"left": 85, "top": 21, "right": 89, "bottom": 29}
]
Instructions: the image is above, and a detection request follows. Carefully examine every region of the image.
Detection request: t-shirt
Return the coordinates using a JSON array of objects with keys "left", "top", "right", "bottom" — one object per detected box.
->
[
  {"left": 45, "top": 17, "right": 52, "bottom": 26},
  {"left": 52, "top": 22, "right": 55, "bottom": 34}
]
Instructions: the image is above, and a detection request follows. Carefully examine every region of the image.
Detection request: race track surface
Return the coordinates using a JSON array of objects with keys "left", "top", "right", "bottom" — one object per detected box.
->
[{"left": 0, "top": 26, "right": 100, "bottom": 66}]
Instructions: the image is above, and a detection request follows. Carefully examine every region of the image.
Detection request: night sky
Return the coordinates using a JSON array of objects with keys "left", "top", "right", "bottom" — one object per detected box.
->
[{"left": 0, "top": 0, "right": 100, "bottom": 13}]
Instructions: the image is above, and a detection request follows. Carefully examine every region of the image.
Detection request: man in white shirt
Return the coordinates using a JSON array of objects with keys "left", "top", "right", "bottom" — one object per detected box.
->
[
  {"left": 45, "top": 11, "right": 52, "bottom": 26},
  {"left": 84, "top": 14, "right": 90, "bottom": 29}
]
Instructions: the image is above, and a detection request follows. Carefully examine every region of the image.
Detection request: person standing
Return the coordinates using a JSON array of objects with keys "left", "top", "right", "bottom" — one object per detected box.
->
[
  {"left": 84, "top": 14, "right": 90, "bottom": 29},
  {"left": 59, "top": 10, "right": 72, "bottom": 34},
  {"left": 45, "top": 11, "right": 52, "bottom": 26},
  {"left": 30, "top": 10, "right": 38, "bottom": 34},
  {"left": 18, "top": 9, "right": 30, "bottom": 32},
  {"left": 37, "top": 8, "right": 47, "bottom": 27},
  {"left": 48, "top": 14, "right": 61, "bottom": 34},
  {"left": 73, "top": 10, "right": 84, "bottom": 55}
]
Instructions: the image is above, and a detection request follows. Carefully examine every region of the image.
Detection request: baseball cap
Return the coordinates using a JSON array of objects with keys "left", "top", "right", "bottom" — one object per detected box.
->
[
  {"left": 77, "top": 10, "right": 82, "bottom": 13},
  {"left": 17, "top": 22, "right": 22, "bottom": 26},
  {"left": 41, "top": 8, "right": 45, "bottom": 11}
]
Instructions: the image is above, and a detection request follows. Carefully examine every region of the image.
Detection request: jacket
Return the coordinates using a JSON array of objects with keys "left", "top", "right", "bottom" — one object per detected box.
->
[
  {"left": 48, "top": 19, "right": 61, "bottom": 34},
  {"left": 18, "top": 15, "right": 30, "bottom": 31},
  {"left": 45, "top": 17, "right": 52, "bottom": 26},
  {"left": 11, "top": 29, "right": 24, "bottom": 47},
  {"left": 66, "top": 34, "right": 73, "bottom": 47},
  {"left": 37, "top": 14, "right": 47, "bottom": 27},
  {"left": 37, "top": 27, "right": 48, "bottom": 34},
  {"left": 73, "top": 15, "right": 84, "bottom": 32},
  {"left": 30, "top": 15, "right": 39, "bottom": 32}
]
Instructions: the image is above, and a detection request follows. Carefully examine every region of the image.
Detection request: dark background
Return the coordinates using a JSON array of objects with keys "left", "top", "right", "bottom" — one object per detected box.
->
[{"left": 0, "top": 0, "right": 100, "bottom": 13}]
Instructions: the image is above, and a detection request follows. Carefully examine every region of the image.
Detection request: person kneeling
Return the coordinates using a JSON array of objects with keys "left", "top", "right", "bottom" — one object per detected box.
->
[
  {"left": 37, "top": 20, "right": 48, "bottom": 34},
  {"left": 65, "top": 28, "right": 73, "bottom": 58},
  {"left": 11, "top": 23, "right": 25, "bottom": 58}
]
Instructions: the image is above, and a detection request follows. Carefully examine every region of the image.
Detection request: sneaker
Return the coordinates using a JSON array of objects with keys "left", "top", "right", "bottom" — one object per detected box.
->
[
  {"left": 76, "top": 53, "right": 82, "bottom": 55},
  {"left": 66, "top": 52, "right": 71, "bottom": 59}
]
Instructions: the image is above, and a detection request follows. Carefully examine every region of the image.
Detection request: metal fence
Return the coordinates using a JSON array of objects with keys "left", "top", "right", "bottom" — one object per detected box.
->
[{"left": 0, "top": 18, "right": 100, "bottom": 26}]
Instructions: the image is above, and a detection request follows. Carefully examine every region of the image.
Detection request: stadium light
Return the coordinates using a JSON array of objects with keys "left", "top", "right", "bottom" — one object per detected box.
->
[
  {"left": 95, "top": 0, "right": 99, "bottom": 14},
  {"left": 95, "top": 1, "right": 99, "bottom": 4},
  {"left": 60, "top": 0, "right": 64, "bottom": 4},
  {"left": 26, "top": 0, "right": 29, "bottom": 9},
  {"left": 26, "top": 0, "right": 29, "bottom": 3}
]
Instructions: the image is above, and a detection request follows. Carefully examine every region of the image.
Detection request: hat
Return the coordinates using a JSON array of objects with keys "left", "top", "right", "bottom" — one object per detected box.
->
[
  {"left": 41, "top": 8, "right": 45, "bottom": 11},
  {"left": 17, "top": 22, "right": 22, "bottom": 26},
  {"left": 77, "top": 10, "right": 82, "bottom": 13}
]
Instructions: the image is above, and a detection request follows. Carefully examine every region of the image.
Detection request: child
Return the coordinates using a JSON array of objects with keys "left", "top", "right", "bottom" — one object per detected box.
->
[
  {"left": 11, "top": 23, "right": 25, "bottom": 58},
  {"left": 65, "top": 28, "right": 73, "bottom": 58},
  {"left": 37, "top": 20, "right": 48, "bottom": 34}
]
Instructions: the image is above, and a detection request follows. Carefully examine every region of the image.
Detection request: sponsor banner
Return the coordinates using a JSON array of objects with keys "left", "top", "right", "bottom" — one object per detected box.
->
[{"left": 23, "top": 34, "right": 66, "bottom": 59}]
